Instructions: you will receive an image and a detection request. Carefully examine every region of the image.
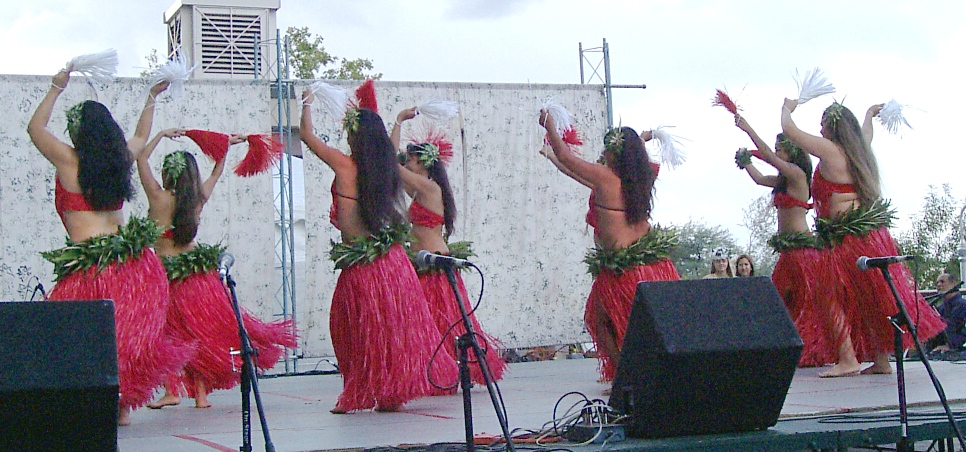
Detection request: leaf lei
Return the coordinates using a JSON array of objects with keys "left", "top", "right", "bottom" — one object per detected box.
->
[
  {"left": 767, "top": 231, "right": 821, "bottom": 253},
  {"left": 584, "top": 225, "right": 678, "bottom": 276},
  {"left": 41, "top": 216, "right": 163, "bottom": 281},
  {"left": 815, "top": 198, "right": 896, "bottom": 247},
  {"left": 329, "top": 223, "right": 411, "bottom": 270},
  {"left": 412, "top": 143, "right": 441, "bottom": 168},
  {"left": 408, "top": 240, "right": 477, "bottom": 274},
  {"left": 604, "top": 128, "right": 624, "bottom": 156},
  {"left": 161, "top": 243, "right": 226, "bottom": 281},
  {"left": 822, "top": 101, "right": 845, "bottom": 128},
  {"left": 342, "top": 108, "right": 361, "bottom": 134}
]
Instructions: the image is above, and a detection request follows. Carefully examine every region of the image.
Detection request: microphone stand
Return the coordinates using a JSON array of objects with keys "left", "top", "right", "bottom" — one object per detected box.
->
[
  {"left": 875, "top": 266, "right": 966, "bottom": 452},
  {"left": 442, "top": 265, "right": 515, "bottom": 452},
  {"left": 224, "top": 270, "right": 276, "bottom": 452}
]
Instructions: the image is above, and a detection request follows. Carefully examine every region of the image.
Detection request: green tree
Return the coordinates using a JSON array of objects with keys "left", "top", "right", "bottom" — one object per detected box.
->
[
  {"left": 896, "top": 184, "right": 963, "bottom": 287},
  {"left": 739, "top": 194, "right": 779, "bottom": 276},
  {"left": 285, "top": 26, "right": 382, "bottom": 80},
  {"left": 139, "top": 49, "right": 161, "bottom": 77},
  {"left": 667, "top": 220, "right": 740, "bottom": 280}
]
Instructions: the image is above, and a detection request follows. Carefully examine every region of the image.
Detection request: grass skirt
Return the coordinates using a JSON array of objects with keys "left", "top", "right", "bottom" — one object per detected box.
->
[
  {"left": 419, "top": 270, "right": 507, "bottom": 385},
  {"left": 816, "top": 227, "right": 944, "bottom": 361},
  {"left": 47, "top": 249, "right": 194, "bottom": 410},
  {"left": 585, "top": 259, "right": 680, "bottom": 381},
  {"left": 165, "top": 270, "right": 297, "bottom": 398},
  {"left": 772, "top": 247, "right": 834, "bottom": 367},
  {"left": 330, "top": 244, "right": 458, "bottom": 412}
]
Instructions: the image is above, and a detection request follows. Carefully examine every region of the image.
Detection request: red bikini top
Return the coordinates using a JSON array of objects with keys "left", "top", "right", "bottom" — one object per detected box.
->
[
  {"left": 329, "top": 183, "right": 359, "bottom": 230},
  {"left": 160, "top": 229, "right": 175, "bottom": 239},
  {"left": 586, "top": 192, "right": 598, "bottom": 229},
  {"left": 812, "top": 166, "right": 856, "bottom": 218},
  {"left": 773, "top": 191, "right": 812, "bottom": 210},
  {"left": 409, "top": 201, "right": 445, "bottom": 228},
  {"left": 55, "top": 178, "right": 122, "bottom": 228}
]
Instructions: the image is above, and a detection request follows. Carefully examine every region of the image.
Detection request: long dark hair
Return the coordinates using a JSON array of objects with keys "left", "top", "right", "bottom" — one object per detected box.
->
[
  {"left": 407, "top": 143, "right": 457, "bottom": 239},
  {"left": 773, "top": 133, "right": 813, "bottom": 196},
  {"left": 606, "top": 127, "right": 655, "bottom": 225},
  {"left": 348, "top": 108, "right": 405, "bottom": 232},
  {"left": 72, "top": 101, "right": 134, "bottom": 209},
  {"left": 162, "top": 152, "right": 202, "bottom": 247},
  {"left": 821, "top": 104, "right": 881, "bottom": 205}
]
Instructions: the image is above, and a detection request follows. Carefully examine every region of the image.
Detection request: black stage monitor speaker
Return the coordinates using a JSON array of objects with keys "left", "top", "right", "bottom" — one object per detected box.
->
[
  {"left": 0, "top": 300, "right": 119, "bottom": 451},
  {"left": 609, "top": 277, "right": 802, "bottom": 438}
]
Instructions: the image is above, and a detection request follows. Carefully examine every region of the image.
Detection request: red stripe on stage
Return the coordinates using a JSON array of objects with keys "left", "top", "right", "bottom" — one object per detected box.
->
[{"left": 173, "top": 434, "right": 236, "bottom": 451}]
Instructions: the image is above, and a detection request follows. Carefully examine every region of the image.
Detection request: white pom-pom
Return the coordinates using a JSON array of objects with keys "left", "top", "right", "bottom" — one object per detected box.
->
[
  {"left": 308, "top": 81, "right": 349, "bottom": 119},
  {"left": 541, "top": 99, "right": 573, "bottom": 137},
  {"left": 649, "top": 126, "right": 687, "bottom": 169},
  {"left": 66, "top": 49, "right": 118, "bottom": 85},
  {"left": 144, "top": 49, "right": 197, "bottom": 102},
  {"left": 877, "top": 99, "right": 912, "bottom": 135},
  {"left": 415, "top": 99, "right": 459, "bottom": 122},
  {"left": 794, "top": 67, "right": 835, "bottom": 104}
]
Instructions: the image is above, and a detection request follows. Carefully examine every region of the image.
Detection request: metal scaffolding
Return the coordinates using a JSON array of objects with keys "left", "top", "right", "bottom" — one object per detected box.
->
[
  {"left": 579, "top": 38, "right": 647, "bottom": 128},
  {"left": 256, "top": 29, "right": 300, "bottom": 373}
]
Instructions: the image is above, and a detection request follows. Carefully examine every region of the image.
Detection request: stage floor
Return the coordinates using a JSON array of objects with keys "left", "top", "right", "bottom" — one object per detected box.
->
[{"left": 118, "top": 357, "right": 966, "bottom": 452}]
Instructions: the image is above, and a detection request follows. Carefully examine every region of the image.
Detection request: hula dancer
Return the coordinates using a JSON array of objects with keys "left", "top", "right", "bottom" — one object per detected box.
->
[
  {"left": 137, "top": 128, "right": 296, "bottom": 409},
  {"left": 301, "top": 81, "right": 457, "bottom": 413},
  {"left": 539, "top": 110, "right": 680, "bottom": 384},
  {"left": 28, "top": 68, "right": 192, "bottom": 426},
  {"left": 781, "top": 98, "right": 944, "bottom": 377},
  {"left": 391, "top": 107, "right": 507, "bottom": 386}
]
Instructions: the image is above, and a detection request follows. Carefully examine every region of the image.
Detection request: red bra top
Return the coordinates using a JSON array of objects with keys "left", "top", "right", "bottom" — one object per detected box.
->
[
  {"left": 812, "top": 166, "right": 856, "bottom": 218},
  {"left": 409, "top": 201, "right": 445, "bottom": 228},
  {"left": 773, "top": 191, "right": 812, "bottom": 210},
  {"left": 160, "top": 229, "right": 175, "bottom": 239},
  {"left": 586, "top": 192, "right": 598, "bottom": 229},
  {"left": 55, "top": 178, "right": 122, "bottom": 228},
  {"left": 329, "top": 183, "right": 359, "bottom": 230}
]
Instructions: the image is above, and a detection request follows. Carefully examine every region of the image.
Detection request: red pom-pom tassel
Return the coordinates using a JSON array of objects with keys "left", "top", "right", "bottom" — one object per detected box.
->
[
  {"left": 185, "top": 130, "right": 230, "bottom": 163},
  {"left": 712, "top": 89, "right": 740, "bottom": 115},
  {"left": 542, "top": 126, "right": 584, "bottom": 156},
  {"left": 234, "top": 134, "right": 283, "bottom": 177},
  {"left": 355, "top": 79, "right": 378, "bottom": 114}
]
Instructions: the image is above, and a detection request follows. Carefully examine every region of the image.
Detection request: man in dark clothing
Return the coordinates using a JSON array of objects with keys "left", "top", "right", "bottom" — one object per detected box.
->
[{"left": 932, "top": 272, "right": 966, "bottom": 352}]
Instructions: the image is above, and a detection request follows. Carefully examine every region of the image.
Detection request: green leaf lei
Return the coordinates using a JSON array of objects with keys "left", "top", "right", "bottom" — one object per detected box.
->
[
  {"left": 65, "top": 103, "right": 84, "bottom": 138},
  {"left": 584, "top": 225, "right": 678, "bottom": 276},
  {"left": 163, "top": 151, "right": 188, "bottom": 182},
  {"left": 408, "top": 240, "right": 477, "bottom": 274},
  {"left": 329, "top": 223, "right": 411, "bottom": 270},
  {"left": 161, "top": 243, "right": 226, "bottom": 281},
  {"left": 815, "top": 198, "right": 896, "bottom": 247},
  {"left": 735, "top": 148, "right": 753, "bottom": 169},
  {"left": 767, "top": 231, "right": 821, "bottom": 253},
  {"left": 41, "top": 216, "right": 164, "bottom": 281}
]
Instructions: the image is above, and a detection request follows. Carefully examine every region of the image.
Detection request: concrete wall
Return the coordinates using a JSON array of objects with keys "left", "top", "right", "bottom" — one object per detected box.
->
[{"left": 0, "top": 75, "right": 607, "bottom": 359}]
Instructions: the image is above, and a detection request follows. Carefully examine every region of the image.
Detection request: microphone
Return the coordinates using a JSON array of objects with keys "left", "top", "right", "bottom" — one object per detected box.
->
[
  {"left": 219, "top": 253, "right": 235, "bottom": 278},
  {"left": 415, "top": 249, "right": 472, "bottom": 270},
  {"left": 856, "top": 255, "right": 914, "bottom": 271}
]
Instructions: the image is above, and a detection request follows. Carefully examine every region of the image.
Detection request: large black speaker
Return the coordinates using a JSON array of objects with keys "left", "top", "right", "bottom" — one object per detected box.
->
[
  {"left": 0, "top": 300, "right": 119, "bottom": 451},
  {"left": 609, "top": 277, "right": 802, "bottom": 438}
]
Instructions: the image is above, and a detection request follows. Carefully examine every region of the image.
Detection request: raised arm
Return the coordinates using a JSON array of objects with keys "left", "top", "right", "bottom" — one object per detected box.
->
[
  {"left": 390, "top": 107, "right": 417, "bottom": 151},
  {"left": 27, "top": 69, "right": 76, "bottom": 169},
  {"left": 539, "top": 145, "right": 592, "bottom": 188},
  {"left": 736, "top": 151, "right": 777, "bottom": 188},
  {"left": 736, "top": 114, "right": 799, "bottom": 178},
  {"left": 137, "top": 128, "right": 184, "bottom": 201},
  {"left": 539, "top": 109, "right": 613, "bottom": 186},
  {"left": 862, "top": 103, "right": 884, "bottom": 145},
  {"left": 128, "top": 82, "right": 170, "bottom": 154},
  {"left": 199, "top": 133, "right": 245, "bottom": 201},
  {"left": 780, "top": 98, "right": 839, "bottom": 160},
  {"left": 300, "top": 89, "right": 353, "bottom": 173}
]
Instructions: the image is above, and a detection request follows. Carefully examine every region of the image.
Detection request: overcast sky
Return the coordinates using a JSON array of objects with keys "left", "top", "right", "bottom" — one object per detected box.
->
[{"left": 4, "top": 0, "right": 965, "bottom": 245}]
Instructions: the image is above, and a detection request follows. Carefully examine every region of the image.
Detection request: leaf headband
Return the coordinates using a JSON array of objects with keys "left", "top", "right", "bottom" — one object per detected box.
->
[
  {"left": 163, "top": 151, "right": 189, "bottom": 183},
  {"left": 778, "top": 136, "right": 803, "bottom": 159},
  {"left": 604, "top": 128, "right": 625, "bottom": 156},
  {"left": 65, "top": 103, "right": 84, "bottom": 138},
  {"left": 822, "top": 101, "right": 845, "bottom": 127},
  {"left": 406, "top": 127, "right": 453, "bottom": 168}
]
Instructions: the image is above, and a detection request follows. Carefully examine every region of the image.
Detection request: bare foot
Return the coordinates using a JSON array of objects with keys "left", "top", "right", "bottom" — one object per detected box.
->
[
  {"left": 375, "top": 404, "right": 401, "bottom": 412},
  {"left": 819, "top": 363, "right": 861, "bottom": 378},
  {"left": 194, "top": 400, "right": 212, "bottom": 408},
  {"left": 601, "top": 387, "right": 611, "bottom": 396},
  {"left": 860, "top": 363, "right": 893, "bottom": 375},
  {"left": 118, "top": 408, "right": 131, "bottom": 426},
  {"left": 330, "top": 407, "right": 347, "bottom": 414},
  {"left": 147, "top": 394, "right": 181, "bottom": 409}
]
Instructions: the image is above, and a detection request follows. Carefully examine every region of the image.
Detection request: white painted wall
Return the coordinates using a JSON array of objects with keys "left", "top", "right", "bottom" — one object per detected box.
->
[{"left": 1, "top": 75, "right": 607, "bottom": 359}]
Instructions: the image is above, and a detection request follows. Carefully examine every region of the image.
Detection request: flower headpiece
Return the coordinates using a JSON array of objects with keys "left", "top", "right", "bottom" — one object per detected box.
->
[
  {"left": 65, "top": 103, "right": 84, "bottom": 138},
  {"left": 163, "top": 151, "right": 189, "bottom": 182},
  {"left": 822, "top": 101, "right": 845, "bottom": 127},
  {"left": 604, "top": 128, "right": 625, "bottom": 156},
  {"left": 406, "top": 126, "right": 453, "bottom": 168}
]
